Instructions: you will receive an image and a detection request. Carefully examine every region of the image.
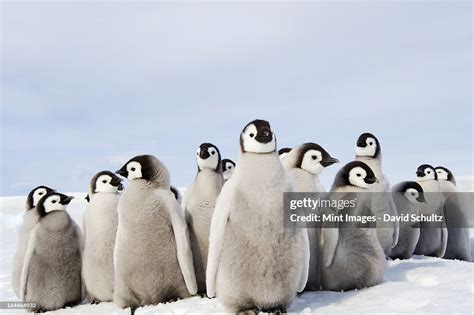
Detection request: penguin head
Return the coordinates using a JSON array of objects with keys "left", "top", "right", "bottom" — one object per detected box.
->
[
  {"left": 196, "top": 143, "right": 221, "bottom": 172},
  {"left": 240, "top": 119, "right": 276, "bottom": 154},
  {"left": 36, "top": 191, "right": 74, "bottom": 217},
  {"left": 116, "top": 155, "right": 170, "bottom": 187},
  {"left": 222, "top": 159, "right": 236, "bottom": 180},
  {"left": 355, "top": 133, "right": 380, "bottom": 158},
  {"left": 399, "top": 181, "right": 426, "bottom": 204},
  {"left": 334, "top": 161, "right": 377, "bottom": 189},
  {"left": 435, "top": 166, "right": 456, "bottom": 184},
  {"left": 296, "top": 143, "right": 339, "bottom": 175},
  {"left": 90, "top": 171, "right": 123, "bottom": 194},
  {"left": 416, "top": 164, "right": 437, "bottom": 181},
  {"left": 278, "top": 147, "right": 292, "bottom": 160},
  {"left": 26, "top": 185, "right": 55, "bottom": 210}
]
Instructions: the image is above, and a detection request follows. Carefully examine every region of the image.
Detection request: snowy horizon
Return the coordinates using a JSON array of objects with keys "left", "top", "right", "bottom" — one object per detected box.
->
[{"left": 1, "top": 2, "right": 472, "bottom": 196}]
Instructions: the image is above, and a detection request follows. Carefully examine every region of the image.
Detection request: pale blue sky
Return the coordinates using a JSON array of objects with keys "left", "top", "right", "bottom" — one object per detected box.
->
[{"left": 1, "top": 1, "right": 472, "bottom": 196}]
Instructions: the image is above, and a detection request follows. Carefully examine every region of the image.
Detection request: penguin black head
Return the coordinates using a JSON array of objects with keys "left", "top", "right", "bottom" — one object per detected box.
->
[
  {"left": 435, "top": 166, "right": 456, "bottom": 184},
  {"left": 416, "top": 164, "right": 437, "bottom": 181},
  {"left": 116, "top": 154, "right": 170, "bottom": 186},
  {"left": 36, "top": 191, "right": 74, "bottom": 218},
  {"left": 333, "top": 161, "right": 377, "bottom": 189},
  {"left": 278, "top": 147, "right": 292, "bottom": 159},
  {"left": 355, "top": 132, "right": 381, "bottom": 159},
  {"left": 222, "top": 158, "right": 236, "bottom": 180},
  {"left": 196, "top": 143, "right": 221, "bottom": 172},
  {"left": 240, "top": 119, "right": 276, "bottom": 154},
  {"left": 26, "top": 185, "right": 55, "bottom": 210},
  {"left": 295, "top": 143, "right": 339, "bottom": 175},
  {"left": 90, "top": 170, "right": 123, "bottom": 195},
  {"left": 397, "top": 181, "right": 426, "bottom": 204}
]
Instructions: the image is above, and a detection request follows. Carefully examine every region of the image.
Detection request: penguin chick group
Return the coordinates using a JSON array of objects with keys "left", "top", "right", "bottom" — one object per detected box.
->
[{"left": 11, "top": 118, "right": 471, "bottom": 314}]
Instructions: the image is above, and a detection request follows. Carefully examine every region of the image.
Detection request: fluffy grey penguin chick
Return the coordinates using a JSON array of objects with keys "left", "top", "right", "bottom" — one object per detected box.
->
[
  {"left": 321, "top": 161, "right": 386, "bottom": 291},
  {"left": 282, "top": 143, "right": 339, "bottom": 291},
  {"left": 390, "top": 181, "right": 425, "bottom": 260},
  {"left": 20, "top": 191, "right": 83, "bottom": 312},
  {"left": 355, "top": 132, "right": 399, "bottom": 256},
  {"left": 413, "top": 164, "right": 447, "bottom": 257},
  {"left": 82, "top": 171, "right": 123, "bottom": 302},
  {"left": 206, "top": 119, "right": 309, "bottom": 313},
  {"left": 12, "top": 185, "right": 54, "bottom": 297},
  {"left": 435, "top": 166, "right": 471, "bottom": 261},
  {"left": 113, "top": 155, "right": 197, "bottom": 310},
  {"left": 183, "top": 142, "right": 224, "bottom": 294}
]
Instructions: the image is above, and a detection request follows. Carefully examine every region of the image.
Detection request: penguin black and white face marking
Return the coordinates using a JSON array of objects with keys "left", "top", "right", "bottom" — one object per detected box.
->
[
  {"left": 334, "top": 161, "right": 377, "bottom": 189},
  {"left": 36, "top": 191, "right": 74, "bottom": 217},
  {"left": 26, "top": 185, "right": 54, "bottom": 210},
  {"left": 399, "top": 181, "right": 426, "bottom": 204},
  {"left": 355, "top": 133, "right": 380, "bottom": 158},
  {"left": 116, "top": 155, "right": 153, "bottom": 181},
  {"left": 91, "top": 170, "right": 123, "bottom": 194},
  {"left": 416, "top": 164, "right": 437, "bottom": 182},
  {"left": 221, "top": 158, "right": 235, "bottom": 180},
  {"left": 196, "top": 143, "right": 221, "bottom": 172},
  {"left": 296, "top": 143, "right": 339, "bottom": 175},
  {"left": 240, "top": 119, "right": 276, "bottom": 154},
  {"left": 278, "top": 147, "right": 292, "bottom": 160},
  {"left": 435, "top": 166, "right": 456, "bottom": 184}
]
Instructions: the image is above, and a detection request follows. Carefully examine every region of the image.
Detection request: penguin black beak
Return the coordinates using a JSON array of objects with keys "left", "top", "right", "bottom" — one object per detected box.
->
[
  {"left": 416, "top": 170, "right": 424, "bottom": 177},
  {"left": 356, "top": 139, "right": 367, "bottom": 147},
  {"left": 199, "top": 149, "right": 210, "bottom": 159},
  {"left": 417, "top": 194, "right": 426, "bottom": 203},
  {"left": 116, "top": 168, "right": 128, "bottom": 178},
  {"left": 255, "top": 129, "right": 273, "bottom": 143},
  {"left": 61, "top": 196, "right": 74, "bottom": 205},
  {"left": 364, "top": 177, "right": 377, "bottom": 184},
  {"left": 117, "top": 183, "right": 124, "bottom": 191},
  {"left": 321, "top": 157, "right": 340, "bottom": 167}
]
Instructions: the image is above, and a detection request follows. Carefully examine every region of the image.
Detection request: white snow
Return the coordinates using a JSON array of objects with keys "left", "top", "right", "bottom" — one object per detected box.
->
[{"left": 1, "top": 186, "right": 473, "bottom": 314}]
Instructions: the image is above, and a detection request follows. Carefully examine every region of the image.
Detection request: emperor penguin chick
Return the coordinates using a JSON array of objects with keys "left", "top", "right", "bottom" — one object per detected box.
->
[
  {"left": 321, "top": 161, "right": 386, "bottom": 291},
  {"left": 12, "top": 185, "right": 54, "bottom": 297},
  {"left": 221, "top": 159, "right": 236, "bottom": 182},
  {"left": 390, "top": 181, "right": 425, "bottom": 260},
  {"left": 282, "top": 142, "right": 339, "bottom": 291},
  {"left": 183, "top": 143, "right": 224, "bottom": 294},
  {"left": 435, "top": 166, "right": 471, "bottom": 261},
  {"left": 20, "top": 192, "right": 83, "bottom": 312},
  {"left": 282, "top": 143, "right": 339, "bottom": 192},
  {"left": 355, "top": 132, "right": 399, "bottom": 257},
  {"left": 413, "top": 164, "right": 447, "bottom": 257},
  {"left": 82, "top": 171, "right": 123, "bottom": 302},
  {"left": 113, "top": 155, "right": 197, "bottom": 309},
  {"left": 206, "top": 119, "right": 309, "bottom": 313}
]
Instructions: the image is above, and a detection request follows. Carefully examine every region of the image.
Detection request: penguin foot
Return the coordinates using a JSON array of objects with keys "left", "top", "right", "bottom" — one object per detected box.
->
[{"left": 90, "top": 299, "right": 100, "bottom": 305}]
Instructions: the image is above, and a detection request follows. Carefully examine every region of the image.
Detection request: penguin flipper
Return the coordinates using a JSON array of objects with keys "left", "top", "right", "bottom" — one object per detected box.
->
[
  {"left": 20, "top": 226, "right": 39, "bottom": 301},
  {"left": 206, "top": 183, "right": 232, "bottom": 298},
  {"left": 162, "top": 191, "right": 198, "bottom": 295},
  {"left": 389, "top": 197, "right": 400, "bottom": 248},
  {"left": 296, "top": 228, "right": 310, "bottom": 293},
  {"left": 322, "top": 226, "right": 339, "bottom": 268},
  {"left": 438, "top": 226, "right": 448, "bottom": 258}
]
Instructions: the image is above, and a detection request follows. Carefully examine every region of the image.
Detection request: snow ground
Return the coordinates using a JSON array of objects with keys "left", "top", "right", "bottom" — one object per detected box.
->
[{"left": 1, "top": 182, "right": 473, "bottom": 314}]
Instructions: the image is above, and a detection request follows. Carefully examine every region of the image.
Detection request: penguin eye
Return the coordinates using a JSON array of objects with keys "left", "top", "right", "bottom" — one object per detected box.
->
[
  {"left": 411, "top": 192, "right": 416, "bottom": 196},
  {"left": 38, "top": 192, "right": 43, "bottom": 195},
  {"left": 210, "top": 150, "right": 215, "bottom": 155},
  {"left": 131, "top": 167, "right": 136, "bottom": 172},
  {"left": 249, "top": 133, "right": 255, "bottom": 138},
  {"left": 228, "top": 166, "right": 231, "bottom": 170},
  {"left": 427, "top": 171, "right": 431, "bottom": 174},
  {"left": 102, "top": 180, "right": 107, "bottom": 184},
  {"left": 369, "top": 142, "right": 373, "bottom": 145},
  {"left": 51, "top": 200, "right": 57, "bottom": 204},
  {"left": 356, "top": 174, "right": 361, "bottom": 177},
  {"left": 311, "top": 155, "right": 317, "bottom": 160}
]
